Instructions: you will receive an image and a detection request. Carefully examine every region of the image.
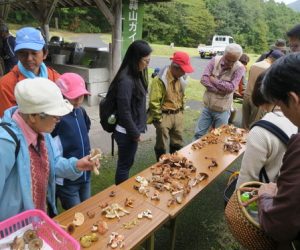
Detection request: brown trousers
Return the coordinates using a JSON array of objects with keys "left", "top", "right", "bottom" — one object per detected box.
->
[{"left": 154, "top": 111, "right": 184, "bottom": 158}]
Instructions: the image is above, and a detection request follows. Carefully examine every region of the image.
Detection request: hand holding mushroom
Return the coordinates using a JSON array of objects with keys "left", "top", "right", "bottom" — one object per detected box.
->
[
  {"left": 89, "top": 148, "right": 102, "bottom": 175},
  {"left": 76, "top": 154, "right": 100, "bottom": 173}
]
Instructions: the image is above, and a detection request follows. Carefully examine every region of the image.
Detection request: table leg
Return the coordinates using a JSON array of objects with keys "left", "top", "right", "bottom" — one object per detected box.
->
[
  {"left": 145, "top": 233, "right": 155, "bottom": 250},
  {"left": 170, "top": 217, "right": 177, "bottom": 250}
]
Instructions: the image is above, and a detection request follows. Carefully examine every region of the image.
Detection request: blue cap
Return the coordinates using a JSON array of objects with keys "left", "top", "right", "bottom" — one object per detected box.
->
[
  {"left": 14, "top": 27, "right": 45, "bottom": 52},
  {"left": 154, "top": 67, "right": 160, "bottom": 73}
]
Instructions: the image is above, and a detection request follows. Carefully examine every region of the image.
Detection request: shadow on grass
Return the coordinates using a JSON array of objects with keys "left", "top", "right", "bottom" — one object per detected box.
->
[{"left": 89, "top": 109, "right": 244, "bottom": 250}]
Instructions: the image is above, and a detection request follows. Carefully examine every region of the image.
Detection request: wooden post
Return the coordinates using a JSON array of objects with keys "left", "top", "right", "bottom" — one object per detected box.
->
[
  {"left": 111, "top": 0, "right": 122, "bottom": 78},
  {"left": 55, "top": 17, "right": 58, "bottom": 29},
  {"left": 43, "top": 23, "right": 50, "bottom": 42}
]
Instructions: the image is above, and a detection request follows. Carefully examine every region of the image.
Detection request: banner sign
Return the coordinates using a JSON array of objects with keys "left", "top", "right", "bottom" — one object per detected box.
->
[{"left": 122, "top": 0, "right": 144, "bottom": 57}]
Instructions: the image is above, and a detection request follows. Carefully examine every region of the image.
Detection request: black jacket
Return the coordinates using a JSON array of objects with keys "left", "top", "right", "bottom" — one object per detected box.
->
[{"left": 116, "top": 72, "right": 147, "bottom": 139}]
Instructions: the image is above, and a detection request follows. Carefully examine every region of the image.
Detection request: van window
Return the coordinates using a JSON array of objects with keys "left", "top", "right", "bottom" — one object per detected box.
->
[{"left": 229, "top": 38, "right": 234, "bottom": 43}]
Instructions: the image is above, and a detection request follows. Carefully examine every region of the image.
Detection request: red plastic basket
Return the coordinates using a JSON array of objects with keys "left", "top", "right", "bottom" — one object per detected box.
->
[{"left": 0, "top": 209, "right": 80, "bottom": 250}]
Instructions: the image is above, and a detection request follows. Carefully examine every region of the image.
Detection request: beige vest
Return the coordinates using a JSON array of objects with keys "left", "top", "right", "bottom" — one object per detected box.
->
[{"left": 203, "top": 56, "right": 242, "bottom": 112}]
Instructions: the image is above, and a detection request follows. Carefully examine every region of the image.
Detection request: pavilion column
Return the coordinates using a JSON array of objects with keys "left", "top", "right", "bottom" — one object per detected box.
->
[{"left": 111, "top": 0, "right": 122, "bottom": 78}]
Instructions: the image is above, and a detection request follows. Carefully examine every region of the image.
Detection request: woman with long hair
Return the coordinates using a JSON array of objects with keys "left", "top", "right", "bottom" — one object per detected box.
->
[{"left": 111, "top": 40, "right": 152, "bottom": 184}]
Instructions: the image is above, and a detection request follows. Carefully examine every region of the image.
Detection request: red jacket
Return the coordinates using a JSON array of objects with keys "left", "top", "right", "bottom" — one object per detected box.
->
[{"left": 0, "top": 65, "right": 60, "bottom": 117}]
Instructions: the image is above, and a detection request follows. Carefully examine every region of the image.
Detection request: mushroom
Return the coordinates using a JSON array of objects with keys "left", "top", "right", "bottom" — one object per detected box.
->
[
  {"left": 73, "top": 212, "right": 85, "bottom": 226},
  {"left": 10, "top": 236, "right": 25, "bottom": 250},
  {"left": 190, "top": 172, "right": 209, "bottom": 187},
  {"left": 86, "top": 210, "right": 95, "bottom": 219},
  {"left": 56, "top": 221, "right": 76, "bottom": 234},
  {"left": 88, "top": 233, "right": 99, "bottom": 242},
  {"left": 80, "top": 235, "right": 92, "bottom": 248},
  {"left": 23, "top": 230, "right": 38, "bottom": 244},
  {"left": 109, "top": 190, "right": 116, "bottom": 197},
  {"left": 28, "top": 238, "right": 43, "bottom": 250},
  {"left": 151, "top": 190, "right": 160, "bottom": 201},
  {"left": 89, "top": 148, "right": 102, "bottom": 175},
  {"left": 91, "top": 224, "right": 98, "bottom": 232},
  {"left": 124, "top": 197, "right": 134, "bottom": 208},
  {"left": 64, "top": 223, "right": 76, "bottom": 234},
  {"left": 172, "top": 190, "right": 184, "bottom": 204},
  {"left": 98, "top": 220, "right": 108, "bottom": 235}
]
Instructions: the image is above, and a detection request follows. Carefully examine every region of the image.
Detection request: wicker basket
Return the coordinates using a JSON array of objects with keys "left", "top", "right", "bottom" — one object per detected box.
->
[{"left": 225, "top": 181, "right": 276, "bottom": 250}]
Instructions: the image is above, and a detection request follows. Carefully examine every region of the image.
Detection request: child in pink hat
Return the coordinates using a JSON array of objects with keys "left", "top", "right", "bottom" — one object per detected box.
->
[{"left": 52, "top": 73, "right": 95, "bottom": 210}]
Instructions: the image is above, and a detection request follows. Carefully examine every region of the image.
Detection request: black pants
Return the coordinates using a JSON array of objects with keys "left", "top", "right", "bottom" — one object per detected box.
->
[{"left": 114, "top": 131, "right": 138, "bottom": 185}]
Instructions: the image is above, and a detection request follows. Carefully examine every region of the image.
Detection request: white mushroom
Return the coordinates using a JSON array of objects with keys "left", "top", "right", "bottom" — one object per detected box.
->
[
  {"left": 89, "top": 148, "right": 102, "bottom": 175},
  {"left": 73, "top": 212, "right": 85, "bottom": 226}
]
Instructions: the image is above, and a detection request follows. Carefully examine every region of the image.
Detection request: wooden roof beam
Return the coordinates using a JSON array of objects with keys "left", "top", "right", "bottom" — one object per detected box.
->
[
  {"left": 72, "top": 0, "right": 83, "bottom": 5},
  {"left": 81, "top": 0, "right": 92, "bottom": 5},
  {"left": 56, "top": 0, "right": 67, "bottom": 7},
  {"left": 44, "top": 0, "right": 59, "bottom": 23},
  {"left": 61, "top": 0, "right": 75, "bottom": 7},
  {"left": 93, "top": 0, "right": 114, "bottom": 26}
]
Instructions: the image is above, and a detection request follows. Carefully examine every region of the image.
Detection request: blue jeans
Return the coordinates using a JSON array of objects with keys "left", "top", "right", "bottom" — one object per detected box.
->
[
  {"left": 56, "top": 181, "right": 91, "bottom": 210},
  {"left": 114, "top": 131, "right": 138, "bottom": 185},
  {"left": 194, "top": 107, "right": 230, "bottom": 140}
]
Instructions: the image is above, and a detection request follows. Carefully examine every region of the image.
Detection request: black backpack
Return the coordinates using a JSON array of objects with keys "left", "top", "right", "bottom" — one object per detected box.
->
[
  {"left": 0, "top": 122, "right": 20, "bottom": 158},
  {"left": 250, "top": 120, "right": 290, "bottom": 183},
  {"left": 99, "top": 82, "right": 118, "bottom": 133}
]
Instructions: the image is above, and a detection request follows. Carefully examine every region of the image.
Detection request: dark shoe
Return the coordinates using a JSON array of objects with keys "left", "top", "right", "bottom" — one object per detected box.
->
[
  {"left": 155, "top": 148, "right": 166, "bottom": 162},
  {"left": 170, "top": 144, "right": 182, "bottom": 154}
]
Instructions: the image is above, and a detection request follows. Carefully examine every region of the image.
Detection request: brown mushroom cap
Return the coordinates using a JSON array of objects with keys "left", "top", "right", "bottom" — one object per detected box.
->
[
  {"left": 23, "top": 229, "right": 38, "bottom": 244},
  {"left": 28, "top": 238, "right": 43, "bottom": 250}
]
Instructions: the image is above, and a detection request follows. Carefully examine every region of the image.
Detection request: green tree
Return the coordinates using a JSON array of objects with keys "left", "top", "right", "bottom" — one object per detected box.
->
[{"left": 143, "top": 0, "right": 215, "bottom": 47}]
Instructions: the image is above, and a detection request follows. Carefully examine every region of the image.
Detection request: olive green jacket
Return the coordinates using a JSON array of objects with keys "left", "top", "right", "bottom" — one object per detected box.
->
[{"left": 147, "top": 66, "right": 187, "bottom": 124}]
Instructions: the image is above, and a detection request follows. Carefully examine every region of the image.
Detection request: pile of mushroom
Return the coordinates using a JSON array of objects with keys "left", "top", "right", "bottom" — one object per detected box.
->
[
  {"left": 102, "top": 203, "right": 130, "bottom": 220},
  {"left": 10, "top": 229, "right": 43, "bottom": 250}
]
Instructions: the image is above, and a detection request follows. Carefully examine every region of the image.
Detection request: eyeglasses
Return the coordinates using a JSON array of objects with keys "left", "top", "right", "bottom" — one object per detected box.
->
[{"left": 38, "top": 113, "right": 61, "bottom": 121}]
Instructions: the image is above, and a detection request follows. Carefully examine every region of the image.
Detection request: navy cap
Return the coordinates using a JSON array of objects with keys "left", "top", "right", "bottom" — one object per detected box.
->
[{"left": 269, "top": 49, "right": 284, "bottom": 60}]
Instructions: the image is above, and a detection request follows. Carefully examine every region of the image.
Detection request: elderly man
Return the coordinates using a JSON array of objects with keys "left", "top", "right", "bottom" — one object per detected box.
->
[
  {"left": 0, "top": 27, "right": 60, "bottom": 117},
  {"left": 242, "top": 49, "right": 284, "bottom": 129},
  {"left": 194, "top": 43, "right": 244, "bottom": 140},
  {"left": 287, "top": 23, "right": 300, "bottom": 52},
  {"left": 147, "top": 51, "right": 194, "bottom": 161},
  {"left": 0, "top": 78, "right": 99, "bottom": 221}
]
